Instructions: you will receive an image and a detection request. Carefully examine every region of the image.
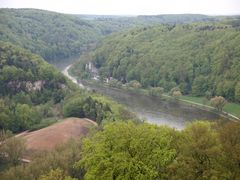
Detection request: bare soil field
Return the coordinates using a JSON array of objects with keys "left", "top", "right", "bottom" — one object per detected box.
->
[{"left": 18, "top": 118, "right": 97, "bottom": 159}]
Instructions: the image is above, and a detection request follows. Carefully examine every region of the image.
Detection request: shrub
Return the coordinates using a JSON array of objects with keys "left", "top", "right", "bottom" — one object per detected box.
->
[{"left": 210, "top": 96, "right": 227, "bottom": 111}]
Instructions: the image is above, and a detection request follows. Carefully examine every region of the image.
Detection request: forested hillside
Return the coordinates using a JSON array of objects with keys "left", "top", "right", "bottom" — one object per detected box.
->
[
  {"left": 75, "top": 22, "right": 240, "bottom": 102},
  {"left": 0, "top": 42, "right": 133, "bottom": 133},
  {"left": 0, "top": 9, "right": 220, "bottom": 62},
  {"left": 0, "top": 9, "right": 105, "bottom": 61},
  {"left": 78, "top": 14, "right": 216, "bottom": 33},
  {"left": 0, "top": 42, "right": 71, "bottom": 132},
  {"left": 1, "top": 7, "right": 240, "bottom": 179}
]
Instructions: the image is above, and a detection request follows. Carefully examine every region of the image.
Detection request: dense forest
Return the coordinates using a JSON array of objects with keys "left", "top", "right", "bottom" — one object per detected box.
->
[
  {"left": 0, "top": 9, "right": 105, "bottom": 61},
  {"left": 71, "top": 22, "right": 240, "bottom": 102},
  {"left": 0, "top": 42, "right": 132, "bottom": 133},
  {"left": 0, "top": 9, "right": 222, "bottom": 62},
  {"left": 1, "top": 121, "right": 240, "bottom": 179},
  {"left": 1, "top": 7, "right": 240, "bottom": 180},
  {"left": 0, "top": 42, "right": 68, "bottom": 132}
]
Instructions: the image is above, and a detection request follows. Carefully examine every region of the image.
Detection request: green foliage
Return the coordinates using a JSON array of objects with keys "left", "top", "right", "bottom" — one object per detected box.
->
[
  {"left": 0, "top": 42, "right": 68, "bottom": 102},
  {"left": 75, "top": 121, "right": 176, "bottom": 180},
  {"left": 108, "top": 79, "right": 122, "bottom": 88},
  {"left": 125, "top": 80, "right": 142, "bottom": 89},
  {"left": 28, "top": 118, "right": 58, "bottom": 132},
  {"left": 179, "top": 95, "right": 240, "bottom": 118},
  {"left": 72, "top": 23, "right": 240, "bottom": 102},
  {"left": 75, "top": 121, "right": 240, "bottom": 179},
  {"left": 0, "top": 129, "right": 12, "bottom": 142},
  {"left": 1, "top": 121, "right": 240, "bottom": 179},
  {"left": 0, "top": 42, "right": 73, "bottom": 132},
  {"left": 14, "top": 104, "right": 35, "bottom": 131},
  {"left": 168, "top": 121, "right": 225, "bottom": 179},
  {"left": 192, "top": 75, "right": 208, "bottom": 96},
  {"left": 0, "top": 41, "right": 137, "bottom": 132},
  {"left": 63, "top": 96, "right": 111, "bottom": 124},
  {"left": 0, "top": 130, "right": 13, "bottom": 169},
  {"left": 0, "top": 99, "right": 12, "bottom": 130},
  {"left": 0, "top": 134, "right": 26, "bottom": 166},
  {"left": 0, "top": 9, "right": 240, "bottom": 179},
  {"left": 235, "top": 82, "right": 240, "bottom": 102},
  {"left": 219, "top": 122, "right": 240, "bottom": 179},
  {"left": 90, "top": 93, "right": 139, "bottom": 122},
  {"left": 148, "top": 87, "right": 164, "bottom": 97},
  {"left": 63, "top": 91, "right": 137, "bottom": 124},
  {"left": 0, "top": 9, "right": 105, "bottom": 61},
  {"left": 40, "top": 168, "right": 76, "bottom": 180},
  {"left": 0, "top": 139, "right": 83, "bottom": 179},
  {"left": 204, "top": 90, "right": 212, "bottom": 100},
  {"left": 1, "top": 9, "right": 207, "bottom": 62}
]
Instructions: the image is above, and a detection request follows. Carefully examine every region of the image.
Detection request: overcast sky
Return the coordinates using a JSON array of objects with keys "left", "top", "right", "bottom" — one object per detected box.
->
[{"left": 1, "top": 0, "right": 240, "bottom": 15}]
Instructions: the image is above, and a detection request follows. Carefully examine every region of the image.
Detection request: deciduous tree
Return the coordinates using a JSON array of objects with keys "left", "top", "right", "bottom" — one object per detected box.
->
[
  {"left": 75, "top": 122, "right": 176, "bottom": 180},
  {"left": 210, "top": 96, "right": 227, "bottom": 111}
]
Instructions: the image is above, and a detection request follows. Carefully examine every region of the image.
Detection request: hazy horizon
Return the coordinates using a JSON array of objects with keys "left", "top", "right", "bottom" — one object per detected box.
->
[{"left": 1, "top": 0, "right": 240, "bottom": 16}]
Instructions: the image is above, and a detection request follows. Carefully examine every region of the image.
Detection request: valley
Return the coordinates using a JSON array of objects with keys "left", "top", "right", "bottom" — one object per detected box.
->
[
  {"left": 0, "top": 7, "right": 240, "bottom": 180},
  {"left": 62, "top": 62, "right": 225, "bottom": 129}
]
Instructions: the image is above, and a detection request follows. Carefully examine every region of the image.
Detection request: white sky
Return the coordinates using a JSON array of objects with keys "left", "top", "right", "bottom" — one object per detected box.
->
[{"left": 0, "top": 0, "right": 240, "bottom": 15}]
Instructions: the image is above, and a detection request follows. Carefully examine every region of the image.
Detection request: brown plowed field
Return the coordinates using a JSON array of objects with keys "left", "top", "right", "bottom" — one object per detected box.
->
[{"left": 18, "top": 118, "right": 97, "bottom": 159}]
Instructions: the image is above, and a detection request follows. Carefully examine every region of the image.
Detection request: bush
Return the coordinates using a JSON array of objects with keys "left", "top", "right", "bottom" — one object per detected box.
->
[
  {"left": 108, "top": 79, "right": 122, "bottom": 88},
  {"left": 170, "top": 87, "right": 181, "bottom": 96},
  {"left": 0, "top": 136, "right": 26, "bottom": 166},
  {"left": 125, "top": 80, "right": 142, "bottom": 89},
  {"left": 63, "top": 96, "right": 111, "bottom": 124},
  {"left": 148, "top": 87, "right": 164, "bottom": 97},
  {"left": 210, "top": 96, "right": 227, "bottom": 111}
]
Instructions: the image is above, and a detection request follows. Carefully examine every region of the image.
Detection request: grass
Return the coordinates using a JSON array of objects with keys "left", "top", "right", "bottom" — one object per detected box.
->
[
  {"left": 180, "top": 96, "right": 211, "bottom": 105},
  {"left": 179, "top": 95, "right": 240, "bottom": 118},
  {"left": 223, "top": 103, "right": 240, "bottom": 118}
]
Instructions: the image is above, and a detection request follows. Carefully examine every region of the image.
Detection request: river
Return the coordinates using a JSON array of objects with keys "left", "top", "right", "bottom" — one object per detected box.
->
[{"left": 58, "top": 61, "right": 225, "bottom": 130}]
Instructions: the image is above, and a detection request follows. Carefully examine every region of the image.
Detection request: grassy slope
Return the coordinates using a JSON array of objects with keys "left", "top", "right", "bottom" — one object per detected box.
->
[{"left": 180, "top": 95, "right": 240, "bottom": 118}]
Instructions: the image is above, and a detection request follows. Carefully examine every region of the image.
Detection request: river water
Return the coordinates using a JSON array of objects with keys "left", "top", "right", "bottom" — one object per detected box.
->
[
  {"left": 55, "top": 60, "right": 224, "bottom": 130},
  {"left": 80, "top": 81, "right": 223, "bottom": 129}
]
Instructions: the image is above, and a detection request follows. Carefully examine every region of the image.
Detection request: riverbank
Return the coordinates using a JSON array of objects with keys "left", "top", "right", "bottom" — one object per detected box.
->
[
  {"left": 62, "top": 64, "right": 237, "bottom": 130},
  {"left": 179, "top": 96, "right": 240, "bottom": 120},
  {"left": 83, "top": 79, "right": 240, "bottom": 122}
]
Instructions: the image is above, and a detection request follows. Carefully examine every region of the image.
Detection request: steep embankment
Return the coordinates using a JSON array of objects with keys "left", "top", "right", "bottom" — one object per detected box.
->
[{"left": 0, "top": 42, "right": 75, "bottom": 132}]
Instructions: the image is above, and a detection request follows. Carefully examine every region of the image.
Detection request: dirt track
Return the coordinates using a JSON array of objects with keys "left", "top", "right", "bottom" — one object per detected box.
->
[{"left": 18, "top": 118, "right": 97, "bottom": 159}]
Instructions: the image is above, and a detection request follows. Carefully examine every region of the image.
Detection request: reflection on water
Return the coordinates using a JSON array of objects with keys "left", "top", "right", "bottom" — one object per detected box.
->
[
  {"left": 54, "top": 59, "right": 225, "bottom": 130},
  {"left": 81, "top": 81, "right": 224, "bottom": 130}
]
